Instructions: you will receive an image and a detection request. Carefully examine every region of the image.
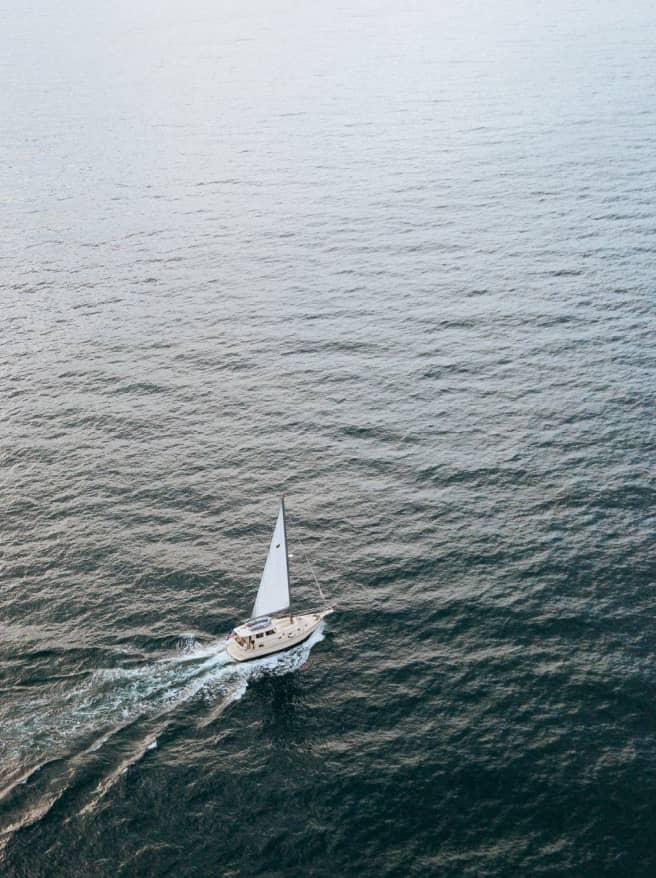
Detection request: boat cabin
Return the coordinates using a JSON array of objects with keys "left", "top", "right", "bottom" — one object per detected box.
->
[{"left": 232, "top": 616, "right": 278, "bottom": 652}]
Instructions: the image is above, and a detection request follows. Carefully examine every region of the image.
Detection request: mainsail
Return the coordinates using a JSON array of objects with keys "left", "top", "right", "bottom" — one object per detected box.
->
[{"left": 252, "top": 501, "right": 290, "bottom": 618}]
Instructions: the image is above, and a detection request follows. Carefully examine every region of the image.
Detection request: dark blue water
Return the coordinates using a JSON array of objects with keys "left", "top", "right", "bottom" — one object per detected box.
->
[{"left": 2, "top": 0, "right": 655, "bottom": 874}]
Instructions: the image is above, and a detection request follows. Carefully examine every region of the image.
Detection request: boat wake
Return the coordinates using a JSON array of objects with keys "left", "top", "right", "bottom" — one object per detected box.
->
[{"left": 0, "top": 624, "right": 326, "bottom": 855}]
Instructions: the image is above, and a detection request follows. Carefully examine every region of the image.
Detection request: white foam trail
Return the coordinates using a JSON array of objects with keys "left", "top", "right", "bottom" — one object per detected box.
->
[
  {"left": 76, "top": 626, "right": 327, "bottom": 813},
  {"left": 0, "top": 623, "right": 329, "bottom": 848},
  {"left": 162, "top": 637, "right": 229, "bottom": 663},
  {"left": 1, "top": 623, "right": 327, "bottom": 770}
]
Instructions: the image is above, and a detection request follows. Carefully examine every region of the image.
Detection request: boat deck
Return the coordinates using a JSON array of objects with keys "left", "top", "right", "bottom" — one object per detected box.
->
[{"left": 227, "top": 609, "right": 332, "bottom": 662}]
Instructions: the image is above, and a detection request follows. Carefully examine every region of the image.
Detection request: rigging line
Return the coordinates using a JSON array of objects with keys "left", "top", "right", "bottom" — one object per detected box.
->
[{"left": 288, "top": 513, "right": 326, "bottom": 602}]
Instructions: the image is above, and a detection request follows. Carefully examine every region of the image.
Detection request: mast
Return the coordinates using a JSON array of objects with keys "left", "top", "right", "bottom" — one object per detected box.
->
[{"left": 281, "top": 495, "right": 292, "bottom": 620}]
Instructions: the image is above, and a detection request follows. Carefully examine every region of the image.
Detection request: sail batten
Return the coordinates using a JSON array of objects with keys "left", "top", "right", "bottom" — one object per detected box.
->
[{"left": 252, "top": 502, "right": 290, "bottom": 618}]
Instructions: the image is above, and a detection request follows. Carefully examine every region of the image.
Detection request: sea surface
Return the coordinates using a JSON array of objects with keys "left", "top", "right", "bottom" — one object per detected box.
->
[{"left": 1, "top": 0, "right": 655, "bottom": 875}]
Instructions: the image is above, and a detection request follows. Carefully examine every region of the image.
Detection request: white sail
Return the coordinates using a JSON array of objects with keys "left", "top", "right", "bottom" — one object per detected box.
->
[{"left": 252, "top": 502, "right": 290, "bottom": 618}]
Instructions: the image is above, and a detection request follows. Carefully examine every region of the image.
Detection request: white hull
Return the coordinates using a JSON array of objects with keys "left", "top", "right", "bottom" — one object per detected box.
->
[{"left": 226, "top": 609, "right": 332, "bottom": 663}]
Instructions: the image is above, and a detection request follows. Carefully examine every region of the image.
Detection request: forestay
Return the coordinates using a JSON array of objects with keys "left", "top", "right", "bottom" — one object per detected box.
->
[{"left": 252, "top": 503, "right": 290, "bottom": 618}]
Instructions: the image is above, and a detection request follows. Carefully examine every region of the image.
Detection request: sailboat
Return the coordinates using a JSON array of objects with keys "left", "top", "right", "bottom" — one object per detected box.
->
[{"left": 226, "top": 498, "right": 333, "bottom": 663}]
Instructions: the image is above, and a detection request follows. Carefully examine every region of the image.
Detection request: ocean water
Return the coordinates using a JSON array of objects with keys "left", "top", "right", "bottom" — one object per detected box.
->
[{"left": 1, "top": 0, "right": 655, "bottom": 875}]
